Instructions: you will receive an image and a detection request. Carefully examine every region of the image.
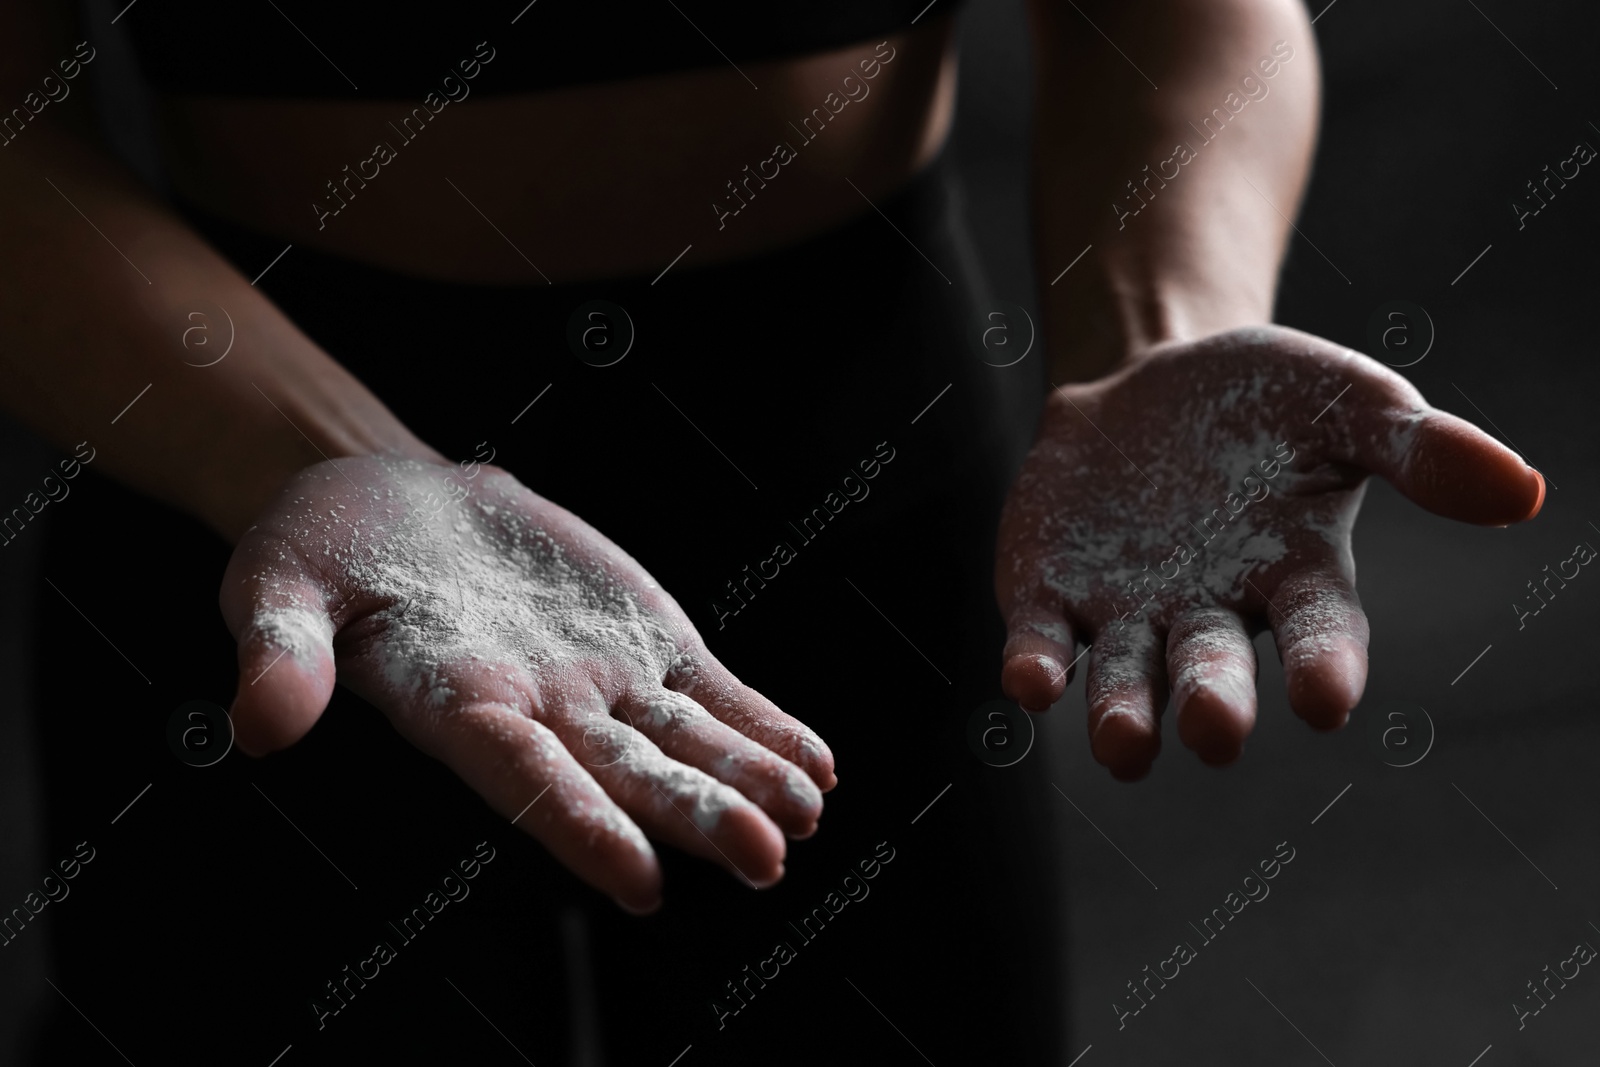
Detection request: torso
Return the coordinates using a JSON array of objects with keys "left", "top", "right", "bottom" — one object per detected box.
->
[{"left": 154, "top": 17, "right": 956, "bottom": 285}]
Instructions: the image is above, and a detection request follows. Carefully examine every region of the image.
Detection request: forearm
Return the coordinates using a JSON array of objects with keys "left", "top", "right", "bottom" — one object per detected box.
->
[
  {"left": 0, "top": 126, "right": 442, "bottom": 541},
  {"left": 1028, "top": 0, "right": 1320, "bottom": 382}
]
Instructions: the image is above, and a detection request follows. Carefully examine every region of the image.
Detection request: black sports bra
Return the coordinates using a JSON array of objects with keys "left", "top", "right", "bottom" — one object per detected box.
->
[{"left": 121, "top": 1, "right": 954, "bottom": 98}]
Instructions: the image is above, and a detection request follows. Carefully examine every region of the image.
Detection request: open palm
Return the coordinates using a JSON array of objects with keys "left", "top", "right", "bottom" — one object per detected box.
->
[
  {"left": 220, "top": 456, "right": 835, "bottom": 912},
  {"left": 996, "top": 325, "right": 1544, "bottom": 779}
]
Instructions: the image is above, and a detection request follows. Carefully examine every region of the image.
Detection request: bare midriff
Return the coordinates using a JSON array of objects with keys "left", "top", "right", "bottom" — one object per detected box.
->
[{"left": 152, "top": 15, "right": 956, "bottom": 285}]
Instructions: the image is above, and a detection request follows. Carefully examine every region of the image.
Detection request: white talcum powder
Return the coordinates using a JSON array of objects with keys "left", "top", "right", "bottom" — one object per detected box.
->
[
  {"left": 1005, "top": 330, "right": 1400, "bottom": 700},
  {"left": 238, "top": 457, "right": 804, "bottom": 843}
]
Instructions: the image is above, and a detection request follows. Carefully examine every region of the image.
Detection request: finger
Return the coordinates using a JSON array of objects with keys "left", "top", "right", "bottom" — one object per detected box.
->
[
  {"left": 421, "top": 700, "right": 662, "bottom": 913},
  {"left": 1326, "top": 373, "right": 1544, "bottom": 525},
  {"left": 663, "top": 649, "right": 836, "bottom": 792},
  {"left": 1263, "top": 566, "right": 1369, "bottom": 730},
  {"left": 1166, "top": 608, "right": 1257, "bottom": 765},
  {"left": 1001, "top": 598, "right": 1079, "bottom": 712},
  {"left": 616, "top": 686, "right": 823, "bottom": 840},
  {"left": 1084, "top": 621, "right": 1167, "bottom": 781},
  {"left": 219, "top": 541, "right": 338, "bottom": 757},
  {"left": 542, "top": 687, "right": 788, "bottom": 889}
]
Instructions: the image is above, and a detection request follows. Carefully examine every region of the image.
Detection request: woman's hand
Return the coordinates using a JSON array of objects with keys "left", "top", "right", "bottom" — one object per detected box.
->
[
  {"left": 220, "top": 456, "right": 835, "bottom": 913},
  {"left": 996, "top": 325, "right": 1544, "bottom": 779}
]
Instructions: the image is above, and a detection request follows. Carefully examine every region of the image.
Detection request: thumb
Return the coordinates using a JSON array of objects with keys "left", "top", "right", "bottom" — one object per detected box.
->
[
  {"left": 1323, "top": 367, "right": 1545, "bottom": 526},
  {"left": 219, "top": 539, "right": 339, "bottom": 756}
]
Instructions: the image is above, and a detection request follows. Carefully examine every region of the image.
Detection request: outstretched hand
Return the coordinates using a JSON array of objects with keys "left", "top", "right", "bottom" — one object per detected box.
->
[
  {"left": 996, "top": 325, "right": 1544, "bottom": 779},
  {"left": 220, "top": 456, "right": 835, "bottom": 912}
]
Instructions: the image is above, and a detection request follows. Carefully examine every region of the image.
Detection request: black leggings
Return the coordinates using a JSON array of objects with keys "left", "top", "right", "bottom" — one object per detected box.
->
[{"left": 28, "top": 150, "right": 1068, "bottom": 1064}]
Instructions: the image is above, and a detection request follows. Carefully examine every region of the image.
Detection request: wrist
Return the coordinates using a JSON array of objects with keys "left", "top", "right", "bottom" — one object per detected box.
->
[
  {"left": 190, "top": 385, "right": 443, "bottom": 543},
  {"left": 1043, "top": 254, "right": 1273, "bottom": 385}
]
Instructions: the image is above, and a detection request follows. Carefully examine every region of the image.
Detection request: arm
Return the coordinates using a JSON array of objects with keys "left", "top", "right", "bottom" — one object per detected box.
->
[
  {"left": 1029, "top": 0, "right": 1319, "bottom": 382},
  {"left": 0, "top": 11, "right": 439, "bottom": 543},
  {"left": 1, "top": 6, "right": 833, "bottom": 909},
  {"left": 999, "top": 0, "right": 1544, "bottom": 778}
]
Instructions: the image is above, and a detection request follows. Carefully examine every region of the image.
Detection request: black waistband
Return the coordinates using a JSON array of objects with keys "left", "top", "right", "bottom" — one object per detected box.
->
[
  {"left": 120, "top": 1, "right": 957, "bottom": 98},
  {"left": 176, "top": 145, "right": 968, "bottom": 297}
]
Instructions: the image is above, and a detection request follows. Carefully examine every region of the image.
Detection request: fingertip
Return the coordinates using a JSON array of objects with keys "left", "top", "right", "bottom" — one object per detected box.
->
[
  {"left": 775, "top": 769, "right": 823, "bottom": 840},
  {"left": 1167, "top": 608, "right": 1257, "bottom": 767},
  {"left": 1523, "top": 466, "right": 1546, "bottom": 521},
  {"left": 230, "top": 605, "right": 337, "bottom": 756},
  {"left": 1196, "top": 745, "right": 1242, "bottom": 768},
  {"left": 1002, "top": 653, "right": 1067, "bottom": 712},
  {"left": 721, "top": 803, "right": 787, "bottom": 888},
  {"left": 798, "top": 736, "right": 837, "bottom": 793},
  {"left": 1000, "top": 604, "right": 1075, "bottom": 708},
  {"left": 1108, "top": 756, "right": 1155, "bottom": 783},
  {"left": 737, "top": 712, "right": 838, "bottom": 794},
  {"left": 1402, "top": 413, "right": 1544, "bottom": 525},
  {"left": 230, "top": 713, "right": 310, "bottom": 757},
  {"left": 614, "top": 897, "right": 661, "bottom": 916},
  {"left": 812, "top": 748, "right": 838, "bottom": 793},
  {"left": 1286, "top": 638, "right": 1366, "bottom": 730},
  {"left": 609, "top": 847, "right": 663, "bottom": 914},
  {"left": 751, "top": 862, "right": 786, "bottom": 890},
  {"left": 228, "top": 662, "right": 327, "bottom": 755},
  {"left": 1175, "top": 688, "right": 1251, "bottom": 766},
  {"left": 1091, "top": 708, "right": 1160, "bottom": 779}
]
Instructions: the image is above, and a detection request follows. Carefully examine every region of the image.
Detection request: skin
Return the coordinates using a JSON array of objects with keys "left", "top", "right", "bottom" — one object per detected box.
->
[
  {"left": 0, "top": 26, "right": 867, "bottom": 907},
  {"left": 223, "top": 457, "right": 834, "bottom": 911},
  {"left": 1011, "top": 0, "right": 1545, "bottom": 777},
  {"left": 0, "top": 0, "right": 1540, "bottom": 905},
  {"left": 154, "top": 27, "right": 957, "bottom": 282},
  {"left": 996, "top": 327, "right": 1545, "bottom": 779}
]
